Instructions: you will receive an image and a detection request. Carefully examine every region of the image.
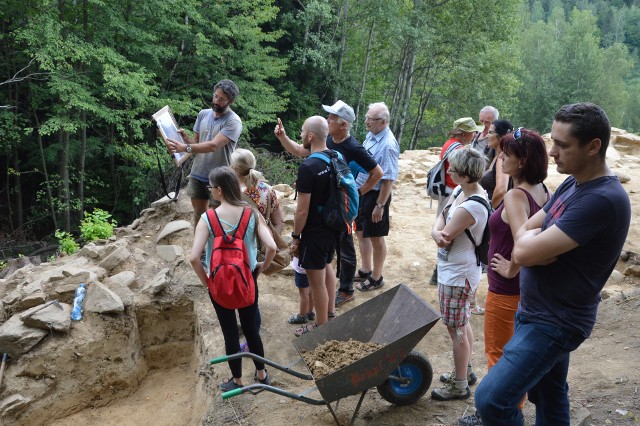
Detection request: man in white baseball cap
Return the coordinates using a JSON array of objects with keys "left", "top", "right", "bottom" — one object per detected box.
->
[{"left": 322, "top": 100, "right": 356, "bottom": 124}]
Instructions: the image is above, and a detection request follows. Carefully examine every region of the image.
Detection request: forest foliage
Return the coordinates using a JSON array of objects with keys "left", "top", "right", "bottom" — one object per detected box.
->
[{"left": 1, "top": 0, "right": 639, "bottom": 256}]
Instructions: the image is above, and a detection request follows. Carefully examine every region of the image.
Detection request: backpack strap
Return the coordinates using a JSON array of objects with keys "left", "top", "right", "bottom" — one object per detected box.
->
[
  {"left": 206, "top": 207, "right": 252, "bottom": 240},
  {"left": 206, "top": 209, "right": 224, "bottom": 237},
  {"left": 462, "top": 195, "right": 491, "bottom": 246},
  {"left": 442, "top": 142, "right": 462, "bottom": 161}
]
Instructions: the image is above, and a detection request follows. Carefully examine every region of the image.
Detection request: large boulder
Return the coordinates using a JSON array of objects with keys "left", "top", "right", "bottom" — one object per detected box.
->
[
  {"left": 0, "top": 314, "right": 48, "bottom": 358},
  {"left": 84, "top": 282, "right": 125, "bottom": 314}
]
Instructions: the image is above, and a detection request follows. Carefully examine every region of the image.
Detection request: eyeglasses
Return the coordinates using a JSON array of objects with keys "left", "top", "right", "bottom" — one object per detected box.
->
[
  {"left": 212, "top": 93, "right": 230, "bottom": 104},
  {"left": 487, "top": 130, "right": 496, "bottom": 135},
  {"left": 206, "top": 185, "right": 218, "bottom": 191},
  {"left": 365, "top": 116, "right": 383, "bottom": 122}
]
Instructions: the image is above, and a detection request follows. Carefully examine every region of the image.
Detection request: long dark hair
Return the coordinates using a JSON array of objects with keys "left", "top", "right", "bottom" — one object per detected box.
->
[{"left": 209, "top": 166, "right": 245, "bottom": 206}]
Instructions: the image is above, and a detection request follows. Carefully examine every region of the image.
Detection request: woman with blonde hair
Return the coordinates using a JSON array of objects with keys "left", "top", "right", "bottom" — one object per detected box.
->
[{"left": 230, "top": 148, "right": 284, "bottom": 234}]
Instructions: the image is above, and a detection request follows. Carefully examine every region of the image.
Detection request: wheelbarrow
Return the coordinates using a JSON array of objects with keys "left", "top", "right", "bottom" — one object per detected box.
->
[{"left": 210, "top": 284, "right": 441, "bottom": 425}]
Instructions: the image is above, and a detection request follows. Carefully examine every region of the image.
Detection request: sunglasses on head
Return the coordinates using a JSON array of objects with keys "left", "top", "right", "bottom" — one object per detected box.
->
[{"left": 514, "top": 127, "right": 523, "bottom": 141}]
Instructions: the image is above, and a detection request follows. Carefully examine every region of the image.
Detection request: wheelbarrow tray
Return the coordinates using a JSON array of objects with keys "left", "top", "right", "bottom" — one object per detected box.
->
[{"left": 293, "top": 283, "right": 440, "bottom": 403}]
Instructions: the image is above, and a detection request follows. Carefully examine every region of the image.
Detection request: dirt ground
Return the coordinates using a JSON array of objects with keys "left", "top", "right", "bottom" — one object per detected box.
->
[{"left": 42, "top": 144, "right": 640, "bottom": 426}]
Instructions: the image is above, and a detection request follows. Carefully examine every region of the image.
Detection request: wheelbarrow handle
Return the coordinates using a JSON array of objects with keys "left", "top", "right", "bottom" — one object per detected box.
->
[
  {"left": 221, "top": 388, "right": 244, "bottom": 399},
  {"left": 209, "top": 355, "right": 228, "bottom": 365},
  {"left": 221, "top": 383, "right": 326, "bottom": 405},
  {"left": 210, "top": 352, "right": 313, "bottom": 381}
]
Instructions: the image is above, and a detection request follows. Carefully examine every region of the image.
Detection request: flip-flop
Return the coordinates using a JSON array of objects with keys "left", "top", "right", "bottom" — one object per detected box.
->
[{"left": 294, "top": 323, "right": 317, "bottom": 337}]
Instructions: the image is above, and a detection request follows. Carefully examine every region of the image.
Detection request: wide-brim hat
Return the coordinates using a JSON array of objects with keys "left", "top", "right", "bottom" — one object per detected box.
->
[
  {"left": 453, "top": 117, "right": 484, "bottom": 133},
  {"left": 322, "top": 100, "right": 356, "bottom": 124}
]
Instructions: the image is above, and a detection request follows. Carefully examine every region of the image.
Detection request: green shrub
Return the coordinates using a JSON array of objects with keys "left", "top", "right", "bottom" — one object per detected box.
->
[
  {"left": 55, "top": 230, "right": 79, "bottom": 255},
  {"left": 80, "top": 208, "right": 117, "bottom": 242}
]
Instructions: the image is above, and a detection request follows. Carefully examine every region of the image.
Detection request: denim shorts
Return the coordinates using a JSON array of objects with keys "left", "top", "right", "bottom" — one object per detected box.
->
[{"left": 294, "top": 271, "right": 309, "bottom": 289}]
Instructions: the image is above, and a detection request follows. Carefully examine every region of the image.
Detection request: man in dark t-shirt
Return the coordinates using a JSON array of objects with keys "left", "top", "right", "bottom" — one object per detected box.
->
[
  {"left": 289, "top": 116, "right": 337, "bottom": 331},
  {"left": 475, "top": 103, "right": 631, "bottom": 425},
  {"left": 275, "top": 100, "right": 383, "bottom": 309}
]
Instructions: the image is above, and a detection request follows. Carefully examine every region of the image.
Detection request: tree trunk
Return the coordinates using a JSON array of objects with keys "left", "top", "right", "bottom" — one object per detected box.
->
[
  {"left": 409, "top": 70, "right": 434, "bottom": 150},
  {"left": 396, "top": 43, "right": 416, "bottom": 146},
  {"left": 78, "top": 110, "right": 86, "bottom": 220},
  {"left": 12, "top": 149, "right": 23, "bottom": 231},
  {"left": 59, "top": 130, "right": 71, "bottom": 232},
  {"left": 334, "top": 0, "right": 349, "bottom": 100},
  {"left": 33, "top": 111, "right": 58, "bottom": 230},
  {"left": 354, "top": 21, "right": 375, "bottom": 135}
]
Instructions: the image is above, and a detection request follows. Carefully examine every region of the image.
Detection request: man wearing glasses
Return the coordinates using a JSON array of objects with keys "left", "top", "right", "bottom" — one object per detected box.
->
[
  {"left": 353, "top": 102, "right": 400, "bottom": 292},
  {"left": 168, "top": 79, "right": 243, "bottom": 227},
  {"left": 274, "top": 100, "right": 383, "bottom": 308},
  {"left": 474, "top": 103, "right": 631, "bottom": 425},
  {"left": 471, "top": 106, "right": 500, "bottom": 167}
]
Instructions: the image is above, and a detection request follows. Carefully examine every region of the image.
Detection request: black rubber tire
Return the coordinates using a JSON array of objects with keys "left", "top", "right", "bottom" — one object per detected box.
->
[{"left": 376, "top": 350, "right": 433, "bottom": 406}]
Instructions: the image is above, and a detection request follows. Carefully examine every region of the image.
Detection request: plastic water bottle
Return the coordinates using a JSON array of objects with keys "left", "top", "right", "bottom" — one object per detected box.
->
[{"left": 70, "top": 283, "right": 87, "bottom": 321}]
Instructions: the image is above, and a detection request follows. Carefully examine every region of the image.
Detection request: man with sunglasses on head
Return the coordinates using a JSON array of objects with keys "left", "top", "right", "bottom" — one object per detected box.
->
[
  {"left": 474, "top": 103, "right": 631, "bottom": 426},
  {"left": 168, "top": 79, "right": 243, "bottom": 227}
]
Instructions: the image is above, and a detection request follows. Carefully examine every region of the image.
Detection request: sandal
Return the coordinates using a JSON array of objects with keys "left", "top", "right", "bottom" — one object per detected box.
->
[
  {"left": 288, "top": 313, "right": 308, "bottom": 324},
  {"left": 294, "top": 323, "right": 317, "bottom": 337},
  {"left": 355, "top": 276, "right": 384, "bottom": 292},
  {"left": 306, "top": 311, "right": 316, "bottom": 321},
  {"left": 254, "top": 369, "right": 271, "bottom": 385},
  {"left": 220, "top": 378, "right": 243, "bottom": 392},
  {"left": 353, "top": 269, "right": 372, "bottom": 282},
  {"left": 328, "top": 311, "right": 337, "bottom": 319}
]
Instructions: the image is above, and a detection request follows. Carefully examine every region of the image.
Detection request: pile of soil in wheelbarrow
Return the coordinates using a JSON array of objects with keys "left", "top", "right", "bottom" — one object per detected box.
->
[{"left": 301, "top": 339, "right": 382, "bottom": 378}]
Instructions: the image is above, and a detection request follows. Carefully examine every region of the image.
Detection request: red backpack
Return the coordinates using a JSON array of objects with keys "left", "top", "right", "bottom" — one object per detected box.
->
[{"left": 205, "top": 207, "right": 256, "bottom": 309}]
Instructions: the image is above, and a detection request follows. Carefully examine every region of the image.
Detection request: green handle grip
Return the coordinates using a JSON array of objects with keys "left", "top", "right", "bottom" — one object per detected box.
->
[
  {"left": 209, "top": 355, "right": 229, "bottom": 365},
  {"left": 222, "top": 388, "right": 243, "bottom": 399}
]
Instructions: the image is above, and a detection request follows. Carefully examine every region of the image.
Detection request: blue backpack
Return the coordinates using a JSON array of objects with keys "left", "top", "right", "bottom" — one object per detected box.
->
[{"left": 309, "top": 150, "right": 359, "bottom": 234}]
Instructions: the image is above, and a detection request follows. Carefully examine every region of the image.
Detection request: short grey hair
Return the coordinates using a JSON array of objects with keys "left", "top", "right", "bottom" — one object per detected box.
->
[
  {"left": 368, "top": 102, "right": 390, "bottom": 122},
  {"left": 480, "top": 105, "right": 499, "bottom": 120},
  {"left": 214, "top": 79, "right": 239, "bottom": 102},
  {"left": 337, "top": 117, "right": 352, "bottom": 130}
]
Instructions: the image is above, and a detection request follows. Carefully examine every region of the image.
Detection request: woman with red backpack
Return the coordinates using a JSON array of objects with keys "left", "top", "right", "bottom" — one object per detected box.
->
[{"left": 189, "top": 166, "right": 276, "bottom": 391}]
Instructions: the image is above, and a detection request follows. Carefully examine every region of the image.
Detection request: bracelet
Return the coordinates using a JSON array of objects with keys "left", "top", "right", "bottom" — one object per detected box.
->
[{"left": 291, "top": 232, "right": 301, "bottom": 240}]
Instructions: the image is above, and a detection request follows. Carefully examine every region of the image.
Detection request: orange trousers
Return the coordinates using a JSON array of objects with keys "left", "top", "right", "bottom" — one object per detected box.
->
[{"left": 484, "top": 290, "right": 525, "bottom": 409}]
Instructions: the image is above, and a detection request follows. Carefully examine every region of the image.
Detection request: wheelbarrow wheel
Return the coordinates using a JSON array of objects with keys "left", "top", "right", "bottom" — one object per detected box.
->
[{"left": 376, "top": 350, "right": 432, "bottom": 406}]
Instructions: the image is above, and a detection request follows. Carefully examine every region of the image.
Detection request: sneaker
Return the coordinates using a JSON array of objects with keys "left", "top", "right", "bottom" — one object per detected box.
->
[
  {"left": 431, "top": 379, "right": 470, "bottom": 401},
  {"left": 459, "top": 412, "right": 483, "bottom": 425},
  {"left": 429, "top": 268, "right": 438, "bottom": 286},
  {"left": 440, "top": 370, "right": 477, "bottom": 386},
  {"left": 335, "top": 291, "right": 355, "bottom": 307}
]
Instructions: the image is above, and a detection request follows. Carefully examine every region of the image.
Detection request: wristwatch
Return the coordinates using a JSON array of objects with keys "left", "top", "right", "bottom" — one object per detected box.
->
[
  {"left": 376, "top": 203, "right": 385, "bottom": 209},
  {"left": 291, "top": 232, "right": 300, "bottom": 240},
  {"left": 186, "top": 144, "right": 192, "bottom": 153}
]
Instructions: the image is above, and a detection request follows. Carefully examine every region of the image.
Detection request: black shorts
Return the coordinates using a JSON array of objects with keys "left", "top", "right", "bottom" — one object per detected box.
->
[
  {"left": 298, "top": 232, "right": 336, "bottom": 270},
  {"left": 354, "top": 190, "right": 391, "bottom": 238}
]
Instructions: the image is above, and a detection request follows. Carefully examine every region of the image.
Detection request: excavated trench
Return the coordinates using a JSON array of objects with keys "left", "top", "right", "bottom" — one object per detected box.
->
[{"left": 8, "top": 299, "right": 211, "bottom": 426}]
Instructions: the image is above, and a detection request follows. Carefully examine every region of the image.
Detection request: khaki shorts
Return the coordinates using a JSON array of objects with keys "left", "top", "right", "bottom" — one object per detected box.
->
[{"left": 187, "top": 177, "right": 212, "bottom": 200}]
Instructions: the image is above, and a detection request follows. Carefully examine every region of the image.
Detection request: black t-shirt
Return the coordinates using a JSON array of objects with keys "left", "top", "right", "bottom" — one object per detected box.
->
[
  {"left": 296, "top": 151, "right": 332, "bottom": 233},
  {"left": 327, "top": 135, "right": 378, "bottom": 176}
]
